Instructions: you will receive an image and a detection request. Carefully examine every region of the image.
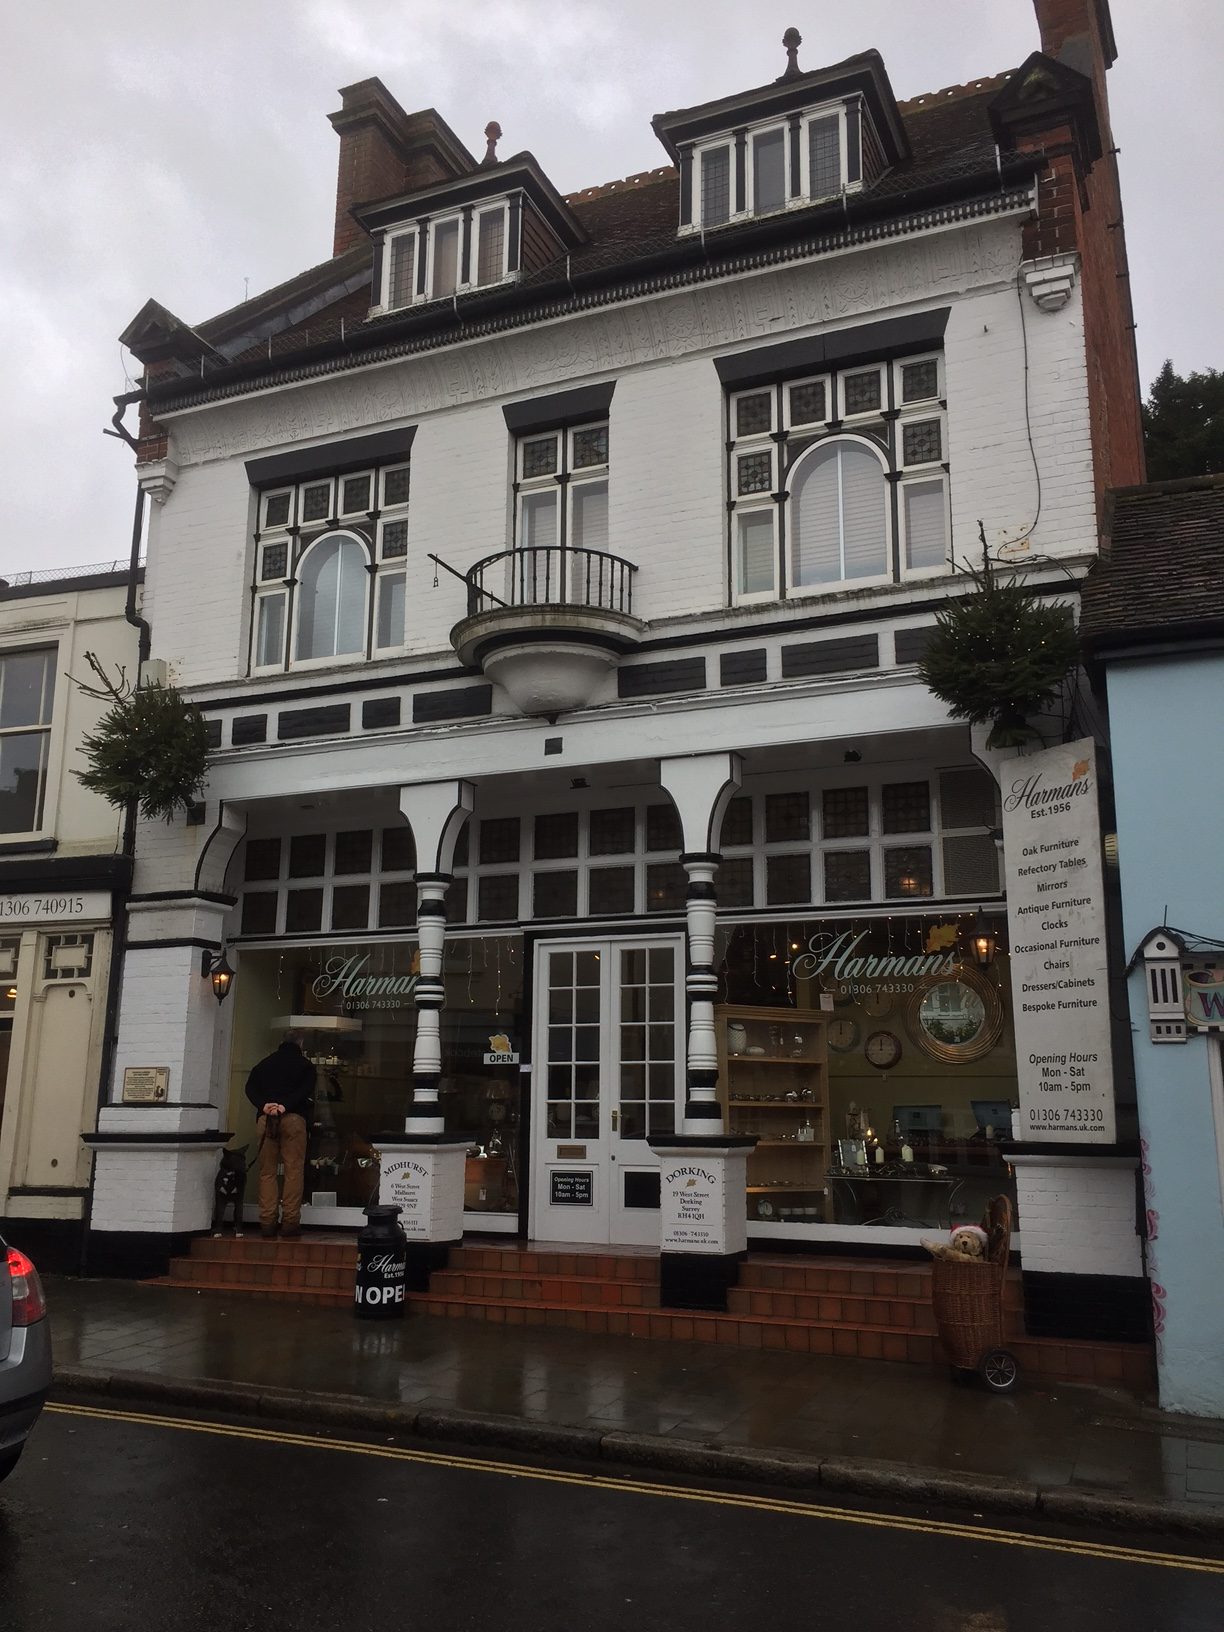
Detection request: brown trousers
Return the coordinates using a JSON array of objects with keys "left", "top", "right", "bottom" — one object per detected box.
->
[{"left": 258, "top": 1112, "right": 307, "bottom": 1229}]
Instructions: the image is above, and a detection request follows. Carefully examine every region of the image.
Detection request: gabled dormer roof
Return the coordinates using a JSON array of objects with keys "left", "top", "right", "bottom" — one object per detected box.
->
[
  {"left": 352, "top": 151, "right": 588, "bottom": 251},
  {"left": 651, "top": 48, "right": 909, "bottom": 169},
  {"left": 119, "top": 298, "right": 224, "bottom": 374},
  {"left": 988, "top": 51, "right": 1102, "bottom": 171}
]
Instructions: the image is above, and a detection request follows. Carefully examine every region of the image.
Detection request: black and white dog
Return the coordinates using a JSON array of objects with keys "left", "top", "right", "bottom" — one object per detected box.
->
[{"left": 212, "top": 1146, "right": 250, "bottom": 1237}]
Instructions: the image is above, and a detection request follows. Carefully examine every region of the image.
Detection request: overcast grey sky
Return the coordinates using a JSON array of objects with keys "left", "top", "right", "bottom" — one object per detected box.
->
[{"left": 3, "top": 0, "right": 1220, "bottom": 577}]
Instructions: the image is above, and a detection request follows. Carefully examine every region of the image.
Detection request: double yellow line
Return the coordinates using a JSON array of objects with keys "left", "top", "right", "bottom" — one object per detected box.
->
[{"left": 46, "top": 1402, "right": 1224, "bottom": 1576}]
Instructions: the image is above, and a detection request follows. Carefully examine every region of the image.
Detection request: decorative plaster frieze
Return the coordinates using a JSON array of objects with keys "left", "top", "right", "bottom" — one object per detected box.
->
[
  {"left": 1022, "top": 255, "right": 1079, "bottom": 314},
  {"left": 165, "top": 218, "right": 1024, "bottom": 469},
  {"left": 136, "top": 458, "right": 180, "bottom": 504}
]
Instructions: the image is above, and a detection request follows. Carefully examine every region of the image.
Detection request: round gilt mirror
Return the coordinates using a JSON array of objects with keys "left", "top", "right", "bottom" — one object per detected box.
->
[{"left": 904, "top": 966, "right": 1004, "bottom": 1064}]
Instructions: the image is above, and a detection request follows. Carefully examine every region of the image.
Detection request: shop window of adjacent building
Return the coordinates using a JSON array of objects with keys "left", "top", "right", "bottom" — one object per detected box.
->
[
  {"left": 728, "top": 352, "right": 948, "bottom": 603},
  {"left": 381, "top": 199, "right": 514, "bottom": 313},
  {"left": 514, "top": 424, "right": 610, "bottom": 595},
  {"left": 0, "top": 647, "right": 56, "bottom": 834},
  {"left": 251, "top": 461, "right": 410, "bottom": 673}
]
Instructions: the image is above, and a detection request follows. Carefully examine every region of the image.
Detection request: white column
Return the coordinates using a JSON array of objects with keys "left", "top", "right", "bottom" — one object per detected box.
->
[{"left": 658, "top": 753, "right": 742, "bottom": 1135}]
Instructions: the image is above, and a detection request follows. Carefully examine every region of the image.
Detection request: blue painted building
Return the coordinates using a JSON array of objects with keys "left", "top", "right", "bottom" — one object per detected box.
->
[{"left": 1082, "top": 474, "right": 1224, "bottom": 1416}]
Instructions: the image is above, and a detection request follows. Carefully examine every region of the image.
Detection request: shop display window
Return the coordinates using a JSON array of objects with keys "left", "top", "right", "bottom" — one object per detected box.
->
[
  {"left": 717, "top": 914, "right": 1017, "bottom": 1232},
  {"left": 228, "top": 936, "right": 525, "bottom": 1218}
]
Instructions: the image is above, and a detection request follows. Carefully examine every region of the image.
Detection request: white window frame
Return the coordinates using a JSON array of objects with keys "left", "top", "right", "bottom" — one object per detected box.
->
[
  {"left": 381, "top": 198, "right": 516, "bottom": 312},
  {"left": 0, "top": 644, "right": 59, "bottom": 839},
  {"left": 514, "top": 423, "right": 611, "bottom": 582},
  {"left": 289, "top": 530, "right": 373, "bottom": 671},
  {"left": 894, "top": 353, "right": 949, "bottom": 580},
  {"left": 685, "top": 102, "right": 855, "bottom": 233}
]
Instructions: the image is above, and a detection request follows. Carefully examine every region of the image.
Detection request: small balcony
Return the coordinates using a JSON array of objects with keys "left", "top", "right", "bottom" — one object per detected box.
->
[{"left": 449, "top": 545, "right": 645, "bottom": 719}]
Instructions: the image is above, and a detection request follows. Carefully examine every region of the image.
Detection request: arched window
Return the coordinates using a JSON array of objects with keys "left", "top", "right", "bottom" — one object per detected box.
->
[
  {"left": 790, "top": 440, "right": 888, "bottom": 587},
  {"left": 294, "top": 534, "right": 369, "bottom": 662}
]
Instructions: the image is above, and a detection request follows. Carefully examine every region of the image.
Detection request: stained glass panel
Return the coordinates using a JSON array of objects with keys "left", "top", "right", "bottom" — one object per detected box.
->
[{"left": 902, "top": 419, "right": 942, "bottom": 465}]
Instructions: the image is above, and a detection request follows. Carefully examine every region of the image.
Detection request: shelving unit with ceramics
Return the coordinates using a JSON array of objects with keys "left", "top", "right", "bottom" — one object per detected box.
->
[{"left": 716, "top": 1004, "right": 830, "bottom": 1224}]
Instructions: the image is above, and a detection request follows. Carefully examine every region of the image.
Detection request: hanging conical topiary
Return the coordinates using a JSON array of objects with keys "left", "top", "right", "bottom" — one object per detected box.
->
[
  {"left": 918, "top": 544, "right": 1081, "bottom": 749},
  {"left": 73, "top": 653, "right": 212, "bottom": 822}
]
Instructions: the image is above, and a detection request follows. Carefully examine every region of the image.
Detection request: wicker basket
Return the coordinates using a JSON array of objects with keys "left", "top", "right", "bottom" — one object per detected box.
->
[{"left": 930, "top": 1196, "right": 1012, "bottom": 1371}]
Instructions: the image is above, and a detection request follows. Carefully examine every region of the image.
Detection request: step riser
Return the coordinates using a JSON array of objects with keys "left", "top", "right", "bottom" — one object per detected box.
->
[
  {"left": 429, "top": 1271, "right": 659, "bottom": 1307},
  {"left": 448, "top": 1248, "right": 655, "bottom": 1281}
]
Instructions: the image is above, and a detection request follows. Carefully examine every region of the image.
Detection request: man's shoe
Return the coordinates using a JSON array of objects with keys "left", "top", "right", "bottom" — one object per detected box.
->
[
  {"left": 280, "top": 1226, "right": 302, "bottom": 1239},
  {"left": 260, "top": 1225, "right": 279, "bottom": 1239}
]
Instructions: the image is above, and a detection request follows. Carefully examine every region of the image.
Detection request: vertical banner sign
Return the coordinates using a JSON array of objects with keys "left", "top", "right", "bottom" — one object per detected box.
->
[{"left": 1002, "top": 737, "right": 1116, "bottom": 1142}]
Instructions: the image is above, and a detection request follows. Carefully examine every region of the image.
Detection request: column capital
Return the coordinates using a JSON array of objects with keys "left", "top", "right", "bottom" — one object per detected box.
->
[
  {"left": 659, "top": 752, "right": 742, "bottom": 855},
  {"left": 398, "top": 780, "right": 474, "bottom": 875}
]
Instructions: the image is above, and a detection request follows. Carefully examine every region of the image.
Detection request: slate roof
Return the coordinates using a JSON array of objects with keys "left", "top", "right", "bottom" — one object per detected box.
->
[
  {"left": 1079, "top": 475, "right": 1224, "bottom": 650},
  {"left": 139, "top": 68, "right": 1030, "bottom": 403}
]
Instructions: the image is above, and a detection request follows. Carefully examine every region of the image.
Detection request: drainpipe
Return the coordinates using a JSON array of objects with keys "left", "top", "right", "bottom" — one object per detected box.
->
[{"left": 80, "top": 392, "right": 150, "bottom": 1273}]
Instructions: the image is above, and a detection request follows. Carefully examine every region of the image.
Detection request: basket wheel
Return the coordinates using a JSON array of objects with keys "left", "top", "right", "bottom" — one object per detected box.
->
[{"left": 979, "top": 1348, "right": 1019, "bottom": 1393}]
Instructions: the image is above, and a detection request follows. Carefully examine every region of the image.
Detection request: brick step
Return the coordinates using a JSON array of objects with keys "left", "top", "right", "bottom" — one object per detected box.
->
[
  {"left": 729, "top": 1285, "right": 942, "bottom": 1333},
  {"left": 429, "top": 1269, "right": 660, "bottom": 1307},
  {"left": 191, "top": 1237, "right": 358, "bottom": 1267},
  {"left": 448, "top": 1246, "right": 656, "bottom": 1282},
  {"left": 151, "top": 1275, "right": 351, "bottom": 1309},
  {"left": 738, "top": 1258, "right": 1024, "bottom": 1309},
  {"left": 168, "top": 1256, "right": 355, "bottom": 1293}
]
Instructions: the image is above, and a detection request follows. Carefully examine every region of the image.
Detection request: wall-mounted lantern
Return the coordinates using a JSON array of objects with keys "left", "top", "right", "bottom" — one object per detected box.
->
[
  {"left": 969, "top": 908, "right": 998, "bottom": 971},
  {"left": 202, "top": 946, "right": 235, "bottom": 1005}
]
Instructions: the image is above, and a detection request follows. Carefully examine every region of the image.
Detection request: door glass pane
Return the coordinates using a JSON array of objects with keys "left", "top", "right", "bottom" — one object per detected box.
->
[{"left": 546, "top": 950, "right": 601, "bottom": 1141}]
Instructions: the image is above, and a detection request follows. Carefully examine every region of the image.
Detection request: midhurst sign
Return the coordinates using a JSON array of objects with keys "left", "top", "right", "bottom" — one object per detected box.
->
[{"left": 1001, "top": 737, "right": 1116, "bottom": 1143}]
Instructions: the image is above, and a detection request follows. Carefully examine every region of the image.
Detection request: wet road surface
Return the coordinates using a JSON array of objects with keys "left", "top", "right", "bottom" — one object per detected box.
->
[{"left": 1, "top": 1401, "right": 1221, "bottom": 1631}]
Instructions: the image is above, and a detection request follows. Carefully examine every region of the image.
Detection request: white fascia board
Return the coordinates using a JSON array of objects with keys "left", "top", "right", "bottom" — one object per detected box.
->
[{"left": 203, "top": 670, "right": 952, "bottom": 807}]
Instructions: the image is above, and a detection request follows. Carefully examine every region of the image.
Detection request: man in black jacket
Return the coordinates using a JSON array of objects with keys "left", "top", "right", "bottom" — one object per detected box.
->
[{"left": 244, "top": 1033, "right": 316, "bottom": 1238}]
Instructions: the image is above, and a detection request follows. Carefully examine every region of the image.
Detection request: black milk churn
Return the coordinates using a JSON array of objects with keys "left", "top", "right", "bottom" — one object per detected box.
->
[{"left": 353, "top": 1203, "right": 408, "bottom": 1320}]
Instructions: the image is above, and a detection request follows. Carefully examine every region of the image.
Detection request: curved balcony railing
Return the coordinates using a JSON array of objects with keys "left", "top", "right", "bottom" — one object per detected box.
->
[{"left": 462, "top": 545, "right": 638, "bottom": 619}]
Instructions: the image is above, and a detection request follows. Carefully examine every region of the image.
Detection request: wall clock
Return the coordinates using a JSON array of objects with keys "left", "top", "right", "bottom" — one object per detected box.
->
[
  {"left": 828, "top": 1018, "right": 861, "bottom": 1053},
  {"left": 864, "top": 1029, "right": 903, "bottom": 1070},
  {"left": 859, "top": 989, "right": 894, "bottom": 1019}
]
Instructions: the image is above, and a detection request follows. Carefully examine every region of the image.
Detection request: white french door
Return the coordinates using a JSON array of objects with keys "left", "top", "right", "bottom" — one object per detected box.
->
[{"left": 530, "top": 935, "right": 685, "bottom": 1246}]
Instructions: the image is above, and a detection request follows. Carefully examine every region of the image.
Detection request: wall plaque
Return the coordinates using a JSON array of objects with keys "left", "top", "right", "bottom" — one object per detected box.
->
[
  {"left": 1002, "top": 737, "right": 1116, "bottom": 1142},
  {"left": 550, "top": 1169, "right": 593, "bottom": 1206},
  {"left": 122, "top": 1066, "right": 170, "bottom": 1104}
]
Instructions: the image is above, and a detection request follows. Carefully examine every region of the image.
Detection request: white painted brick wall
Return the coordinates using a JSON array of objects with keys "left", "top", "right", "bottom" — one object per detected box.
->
[
  {"left": 1014, "top": 1158, "right": 1143, "bottom": 1277},
  {"left": 89, "top": 1146, "right": 217, "bottom": 1234},
  {"left": 147, "top": 217, "right": 1097, "bottom": 692}
]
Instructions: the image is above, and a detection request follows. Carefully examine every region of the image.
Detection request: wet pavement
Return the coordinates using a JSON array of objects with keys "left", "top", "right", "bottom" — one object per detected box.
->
[
  {"left": 44, "top": 1275, "right": 1224, "bottom": 1515},
  {"left": 4, "top": 1402, "right": 1223, "bottom": 1632}
]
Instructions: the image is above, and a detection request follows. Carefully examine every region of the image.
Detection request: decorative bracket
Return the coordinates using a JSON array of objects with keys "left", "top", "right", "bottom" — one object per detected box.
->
[
  {"left": 1022, "top": 255, "right": 1078, "bottom": 314},
  {"left": 136, "top": 458, "right": 179, "bottom": 505}
]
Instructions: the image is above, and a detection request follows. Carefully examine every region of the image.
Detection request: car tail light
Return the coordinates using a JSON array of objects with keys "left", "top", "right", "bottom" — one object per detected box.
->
[{"left": 6, "top": 1247, "right": 47, "bottom": 1326}]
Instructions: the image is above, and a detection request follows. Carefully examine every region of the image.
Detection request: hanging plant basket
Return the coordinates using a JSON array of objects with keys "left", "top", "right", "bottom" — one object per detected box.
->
[
  {"left": 918, "top": 550, "right": 1080, "bottom": 749},
  {"left": 74, "top": 654, "right": 212, "bottom": 822}
]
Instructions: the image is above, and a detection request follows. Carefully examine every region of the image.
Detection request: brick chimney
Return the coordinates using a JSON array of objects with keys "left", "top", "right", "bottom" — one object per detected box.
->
[
  {"left": 328, "top": 79, "right": 477, "bottom": 255},
  {"left": 995, "top": 1, "right": 1144, "bottom": 500}
]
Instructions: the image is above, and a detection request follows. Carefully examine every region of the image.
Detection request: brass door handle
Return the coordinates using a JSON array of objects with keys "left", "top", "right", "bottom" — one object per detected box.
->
[{"left": 611, "top": 1109, "right": 619, "bottom": 1132}]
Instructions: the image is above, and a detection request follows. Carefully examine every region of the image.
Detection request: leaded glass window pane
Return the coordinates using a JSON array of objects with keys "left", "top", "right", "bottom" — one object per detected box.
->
[
  {"left": 588, "top": 866, "right": 635, "bottom": 915},
  {"left": 645, "top": 862, "right": 686, "bottom": 913},
  {"left": 824, "top": 850, "right": 871, "bottom": 902},
  {"left": 331, "top": 885, "right": 370, "bottom": 932},
  {"left": 737, "top": 451, "right": 772, "bottom": 495},
  {"left": 843, "top": 370, "right": 881, "bottom": 415},
  {"left": 809, "top": 115, "right": 841, "bottom": 198},
  {"left": 534, "top": 811, "right": 578, "bottom": 860},
  {"left": 735, "top": 392, "right": 772, "bottom": 437},
  {"left": 301, "top": 482, "right": 331, "bottom": 523},
  {"left": 901, "top": 359, "right": 939, "bottom": 402},
  {"left": 383, "top": 466, "right": 410, "bottom": 506},
  {"left": 389, "top": 234, "right": 416, "bottom": 307},
  {"left": 288, "top": 834, "right": 326, "bottom": 877},
  {"left": 522, "top": 435, "right": 559, "bottom": 478},
  {"left": 241, "top": 893, "right": 278, "bottom": 935},
  {"left": 718, "top": 856, "right": 754, "bottom": 908},
  {"left": 341, "top": 475, "right": 372, "bottom": 514},
  {"left": 244, "top": 838, "right": 281, "bottom": 883},
  {"left": 479, "top": 816, "right": 521, "bottom": 865},
  {"left": 882, "top": 781, "right": 931, "bottom": 833},
  {"left": 645, "top": 803, "right": 681, "bottom": 853},
  {"left": 753, "top": 127, "right": 786, "bottom": 214},
  {"left": 822, "top": 786, "right": 869, "bottom": 838},
  {"left": 476, "top": 207, "right": 506, "bottom": 286},
  {"left": 285, "top": 888, "right": 323, "bottom": 933},
  {"left": 381, "top": 826, "right": 416, "bottom": 872},
  {"left": 260, "top": 542, "right": 288, "bottom": 581},
  {"left": 334, "top": 830, "right": 373, "bottom": 874},
  {"left": 720, "top": 796, "right": 753, "bottom": 848},
  {"left": 264, "top": 492, "right": 291, "bottom": 529},
  {"left": 445, "top": 877, "right": 467, "bottom": 924},
  {"left": 884, "top": 846, "right": 933, "bottom": 898},
  {"left": 432, "top": 219, "right": 460, "bottom": 298},
  {"left": 701, "top": 144, "right": 731, "bottom": 226},
  {"left": 902, "top": 419, "right": 942, "bottom": 465},
  {"left": 477, "top": 874, "right": 519, "bottom": 921},
  {"left": 533, "top": 870, "right": 578, "bottom": 918},
  {"left": 572, "top": 426, "right": 608, "bottom": 468},
  {"left": 381, "top": 519, "right": 408, "bottom": 559},
  {"left": 378, "top": 879, "right": 416, "bottom": 927},
  {"left": 789, "top": 380, "right": 826, "bottom": 426},
  {"left": 589, "top": 807, "right": 635, "bottom": 856},
  {"left": 764, "top": 791, "right": 810, "bottom": 843},
  {"left": 766, "top": 853, "right": 810, "bottom": 905}
]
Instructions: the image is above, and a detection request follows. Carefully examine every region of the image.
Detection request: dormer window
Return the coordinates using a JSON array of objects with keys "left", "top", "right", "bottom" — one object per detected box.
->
[
  {"left": 683, "top": 102, "right": 858, "bottom": 234},
  {"left": 379, "top": 199, "right": 516, "bottom": 312}
]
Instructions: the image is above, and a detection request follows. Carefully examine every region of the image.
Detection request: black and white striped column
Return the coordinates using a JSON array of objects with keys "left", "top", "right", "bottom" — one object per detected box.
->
[
  {"left": 679, "top": 851, "right": 722, "bottom": 1135},
  {"left": 406, "top": 873, "right": 450, "bottom": 1135}
]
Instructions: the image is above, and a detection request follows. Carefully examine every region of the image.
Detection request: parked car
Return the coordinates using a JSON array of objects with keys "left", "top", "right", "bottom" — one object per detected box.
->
[{"left": 0, "top": 1237, "right": 51, "bottom": 1482}]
